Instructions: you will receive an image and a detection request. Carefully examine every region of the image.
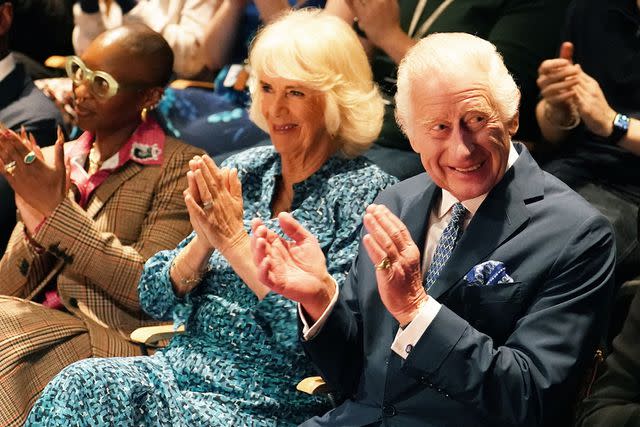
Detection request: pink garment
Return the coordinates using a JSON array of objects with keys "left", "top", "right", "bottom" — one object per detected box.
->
[{"left": 66, "top": 118, "right": 165, "bottom": 208}]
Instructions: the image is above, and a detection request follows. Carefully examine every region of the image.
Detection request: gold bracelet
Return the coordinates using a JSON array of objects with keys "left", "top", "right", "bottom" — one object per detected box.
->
[
  {"left": 171, "top": 253, "right": 210, "bottom": 288},
  {"left": 544, "top": 101, "right": 581, "bottom": 130}
]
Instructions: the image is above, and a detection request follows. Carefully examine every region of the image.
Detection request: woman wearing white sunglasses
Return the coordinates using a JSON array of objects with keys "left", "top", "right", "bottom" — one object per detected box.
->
[{"left": 0, "top": 24, "right": 203, "bottom": 426}]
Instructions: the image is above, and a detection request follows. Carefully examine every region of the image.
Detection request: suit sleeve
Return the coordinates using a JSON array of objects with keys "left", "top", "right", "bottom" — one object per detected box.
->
[
  {"left": 301, "top": 250, "right": 366, "bottom": 397},
  {"left": 0, "top": 222, "right": 61, "bottom": 299},
  {"left": 400, "top": 214, "right": 615, "bottom": 426},
  {"left": 14, "top": 144, "right": 202, "bottom": 313},
  {"left": 576, "top": 290, "right": 640, "bottom": 426}
]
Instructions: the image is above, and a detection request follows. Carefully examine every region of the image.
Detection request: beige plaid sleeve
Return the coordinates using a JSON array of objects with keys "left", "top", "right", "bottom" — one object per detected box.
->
[{"left": 0, "top": 221, "right": 60, "bottom": 298}]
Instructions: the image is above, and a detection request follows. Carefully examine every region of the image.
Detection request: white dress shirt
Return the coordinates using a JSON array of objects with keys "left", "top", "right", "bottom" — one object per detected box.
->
[{"left": 302, "top": 142, "right": 520, "bottom": 360}]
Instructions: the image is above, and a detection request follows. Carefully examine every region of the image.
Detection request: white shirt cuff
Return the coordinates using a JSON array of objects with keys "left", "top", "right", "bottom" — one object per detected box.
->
[
  {"left": 390, "top": 296, "right": 442, "bottom": 359},
  {"left": 299, "top": 277, "right": 339, "bottom": 341}
]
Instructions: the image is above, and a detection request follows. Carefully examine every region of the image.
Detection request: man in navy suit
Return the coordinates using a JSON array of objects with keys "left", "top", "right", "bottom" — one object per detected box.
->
[
  {"left": 252, "top": 33, "right": 615, "bottom": 426},
  {"left": 0, "top": 0, "right": 62, "bottom": 256}
]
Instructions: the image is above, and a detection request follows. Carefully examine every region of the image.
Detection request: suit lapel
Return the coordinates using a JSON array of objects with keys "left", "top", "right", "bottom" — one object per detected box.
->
[
  {"left": 428, "top": 145, "right": 543, "bottom": 299},
  {"left": 402, "top": 183, "right": 440, "bottom": 258},
  {"left": 85, "top": 161, "right": 144, "bottom": 218}
]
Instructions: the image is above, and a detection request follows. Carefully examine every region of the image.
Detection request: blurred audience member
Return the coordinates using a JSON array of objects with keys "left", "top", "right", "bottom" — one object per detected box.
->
[
  {"left": 73, "top": 0, "right": 217, "bottom": 78},
  {"left": 27, "top": 10, "right": 395, "bottom": 426},
  {"left": 0, "top": 24, "right": 202, "bottom": 425},
  {"left": 0, "top": 0, "right": 63, "bottom": 256},
  {"left": 537, "top": 0, "right": 640, "bottom": 278},
  {"left": 577, "top": 287, "right": 640, "bottom": 426},
  {"left": 10, "top": 0, "right": 74, "bottom": 78},
  {"left": 322, "top": 0, "right": 571, "bottom": 179},
  {"left": 159, "top": 0, "right": 324, "bottom": 157}
]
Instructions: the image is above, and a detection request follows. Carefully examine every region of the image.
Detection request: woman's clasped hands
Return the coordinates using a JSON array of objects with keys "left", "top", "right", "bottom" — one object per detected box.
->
[{"left": 183, "top": 154, "right": 246, "bottom": 255}]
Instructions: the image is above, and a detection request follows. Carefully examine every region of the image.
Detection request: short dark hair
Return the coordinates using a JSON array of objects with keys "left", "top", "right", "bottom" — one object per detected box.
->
[
  {"left": 123, "top": 24, "right": 174, "bottom": 87},
  {"left": 94, "top": 23, "right": 174, "bottom": 88}
]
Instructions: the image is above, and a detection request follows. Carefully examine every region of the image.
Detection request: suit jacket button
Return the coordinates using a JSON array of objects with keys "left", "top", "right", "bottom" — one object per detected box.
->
[
  {"left": 69, "top": 297, "right": 78, "bottom": 307},
  {"left": 382, "top": 404, "right": 396, "bottom": 417}
]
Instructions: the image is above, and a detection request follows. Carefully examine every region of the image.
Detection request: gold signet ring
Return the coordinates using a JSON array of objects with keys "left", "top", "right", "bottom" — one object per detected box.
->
[
  {"left": 4, "top": 161, "right": 17, "bottom": 176},
  {"left": 375, "top": 257, "right": 392, "bottom": 270}
]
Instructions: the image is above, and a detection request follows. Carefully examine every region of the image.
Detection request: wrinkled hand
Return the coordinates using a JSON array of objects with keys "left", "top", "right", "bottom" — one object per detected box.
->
[
  {"left": 345, "top": 0, "right": 400, "bottom": 46},
  {"left": 183, "top": 155, "right": 246, "bottom": 253},
  {"left": 573, "top": 66, "right": 616, "bottom": 137},
  {"left": 537, "top": 42, "right": 582, "bottom": 128},
  {"left": 0, "top": 126, "right": 68, "bottom": 217},
  {"left": 251, "top": 213, "right": 335, "bottom": 321},
  {"left": 362, "top": 204, "right": 426, "bottom": 326},
  {"left": 537, "top": 43, "right": 579, "bottom": 107}
]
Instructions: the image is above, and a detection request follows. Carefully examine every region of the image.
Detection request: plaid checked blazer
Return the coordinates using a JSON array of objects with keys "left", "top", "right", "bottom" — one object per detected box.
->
[{"left": 0, "top": 136, "right": 204, "bottom": 346}]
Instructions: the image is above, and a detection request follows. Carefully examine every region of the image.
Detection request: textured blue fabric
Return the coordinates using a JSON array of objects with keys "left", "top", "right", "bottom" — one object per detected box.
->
[
  {"left": 26, "top": 146, "right": 397, "bottom": 426},
  {"left": 463, "top": 260, "right": 514, "bottom": 286},
  {"left": 424, "top": 202, "right": 467, "bottom": 291}
]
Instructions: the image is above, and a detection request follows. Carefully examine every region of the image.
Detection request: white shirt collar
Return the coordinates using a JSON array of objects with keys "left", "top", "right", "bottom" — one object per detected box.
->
[
  {"left": 0, "top": 53, "right": 16, "bottom": 83},
  {"left": 437, "top": 141, "right": 519, "bottom": 218}
]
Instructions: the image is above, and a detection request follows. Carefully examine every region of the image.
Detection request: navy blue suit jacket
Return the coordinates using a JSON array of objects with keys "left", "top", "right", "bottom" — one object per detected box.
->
[
  {"left": 0, "top": 61, "right": 62, "bottom": 256},
  {"left": 302, "top": 144, "right": 616, "bottom": 427}
]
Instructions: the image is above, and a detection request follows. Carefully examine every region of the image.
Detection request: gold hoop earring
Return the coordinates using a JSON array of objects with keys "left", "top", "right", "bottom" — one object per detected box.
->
[{"left": 141, "top": 107, "right": 148, "bottom": 122}]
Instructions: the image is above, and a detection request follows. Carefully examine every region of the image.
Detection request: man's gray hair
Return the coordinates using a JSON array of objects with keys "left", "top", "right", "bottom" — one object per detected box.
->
[{"left": 395, "top": 32, "right": 520, "bottom": 136}]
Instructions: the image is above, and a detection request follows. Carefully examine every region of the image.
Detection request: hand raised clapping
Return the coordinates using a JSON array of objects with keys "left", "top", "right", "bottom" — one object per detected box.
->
[
  {"left": 251, "top": 212, "right": 335, "bottom": 321},
  {"left": 538, "top": 41, "right": 616, "bottom": 137},
  {"left": 183, "top": 155, "right": 246, "bottom": 254},
  {"left": 0, "top": 125, "right": 69, "bottom": 218},
  {"left": 362, "top": 204, "right": 426, "bottom": 326}
]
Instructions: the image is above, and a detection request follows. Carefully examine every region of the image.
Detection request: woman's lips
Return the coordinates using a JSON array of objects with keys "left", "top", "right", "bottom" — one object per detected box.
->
[{"left": 272, "top": 124, "right": 298, "bottom": 132}]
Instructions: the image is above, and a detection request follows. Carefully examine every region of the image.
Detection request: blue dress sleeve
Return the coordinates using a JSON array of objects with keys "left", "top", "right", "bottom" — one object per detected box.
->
[{"left": 138, "top": 232, "right": 197, "bottom": 323}]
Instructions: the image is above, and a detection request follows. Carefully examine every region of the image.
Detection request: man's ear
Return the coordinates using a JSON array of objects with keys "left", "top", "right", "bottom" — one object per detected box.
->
[
  {"left": 507, "top": 112, "right": 519, "bottom": 136},
  {"left": 0, "top": 3, "right": 13, "bottom": 38}
]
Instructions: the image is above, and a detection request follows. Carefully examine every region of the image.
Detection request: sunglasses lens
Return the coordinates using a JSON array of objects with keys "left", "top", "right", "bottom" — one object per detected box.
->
[{"left": 92, "top": 75, "right": 112, "bottom": 98}]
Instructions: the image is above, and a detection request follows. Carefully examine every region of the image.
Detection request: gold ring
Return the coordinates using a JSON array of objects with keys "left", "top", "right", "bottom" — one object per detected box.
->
[
  {"left": 375, "top": 257, "right": 392, "bottom": 270},
  {"left": 23, "top": 151, "right": 36, "bottom": 164},
  {"left": 4, "top": 161, "right": 16, "bottom": 177},
  {"left": 202, "top": 200, "right": 213, "bottom": 211}
]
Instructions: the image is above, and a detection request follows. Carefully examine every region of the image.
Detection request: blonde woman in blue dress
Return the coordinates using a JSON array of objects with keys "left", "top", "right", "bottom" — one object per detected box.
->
[{"left": 27, "top": 9, "right": 397, "bottom": 426}]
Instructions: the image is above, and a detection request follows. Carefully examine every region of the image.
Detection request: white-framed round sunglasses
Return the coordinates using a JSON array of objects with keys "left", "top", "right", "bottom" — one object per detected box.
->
[{"left": 65, "top": 56, "right": 149, "bottom": 100}]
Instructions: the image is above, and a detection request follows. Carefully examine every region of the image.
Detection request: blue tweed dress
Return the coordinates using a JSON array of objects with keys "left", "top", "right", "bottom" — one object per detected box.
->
[{"left": 26, "top": 146, "right": 397, "bottom": 426}]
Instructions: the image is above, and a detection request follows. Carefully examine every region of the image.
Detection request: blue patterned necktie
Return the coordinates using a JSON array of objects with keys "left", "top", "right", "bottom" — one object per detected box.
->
[{"left": 424, "top": 202, "right": 467, "bottom": 291}]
